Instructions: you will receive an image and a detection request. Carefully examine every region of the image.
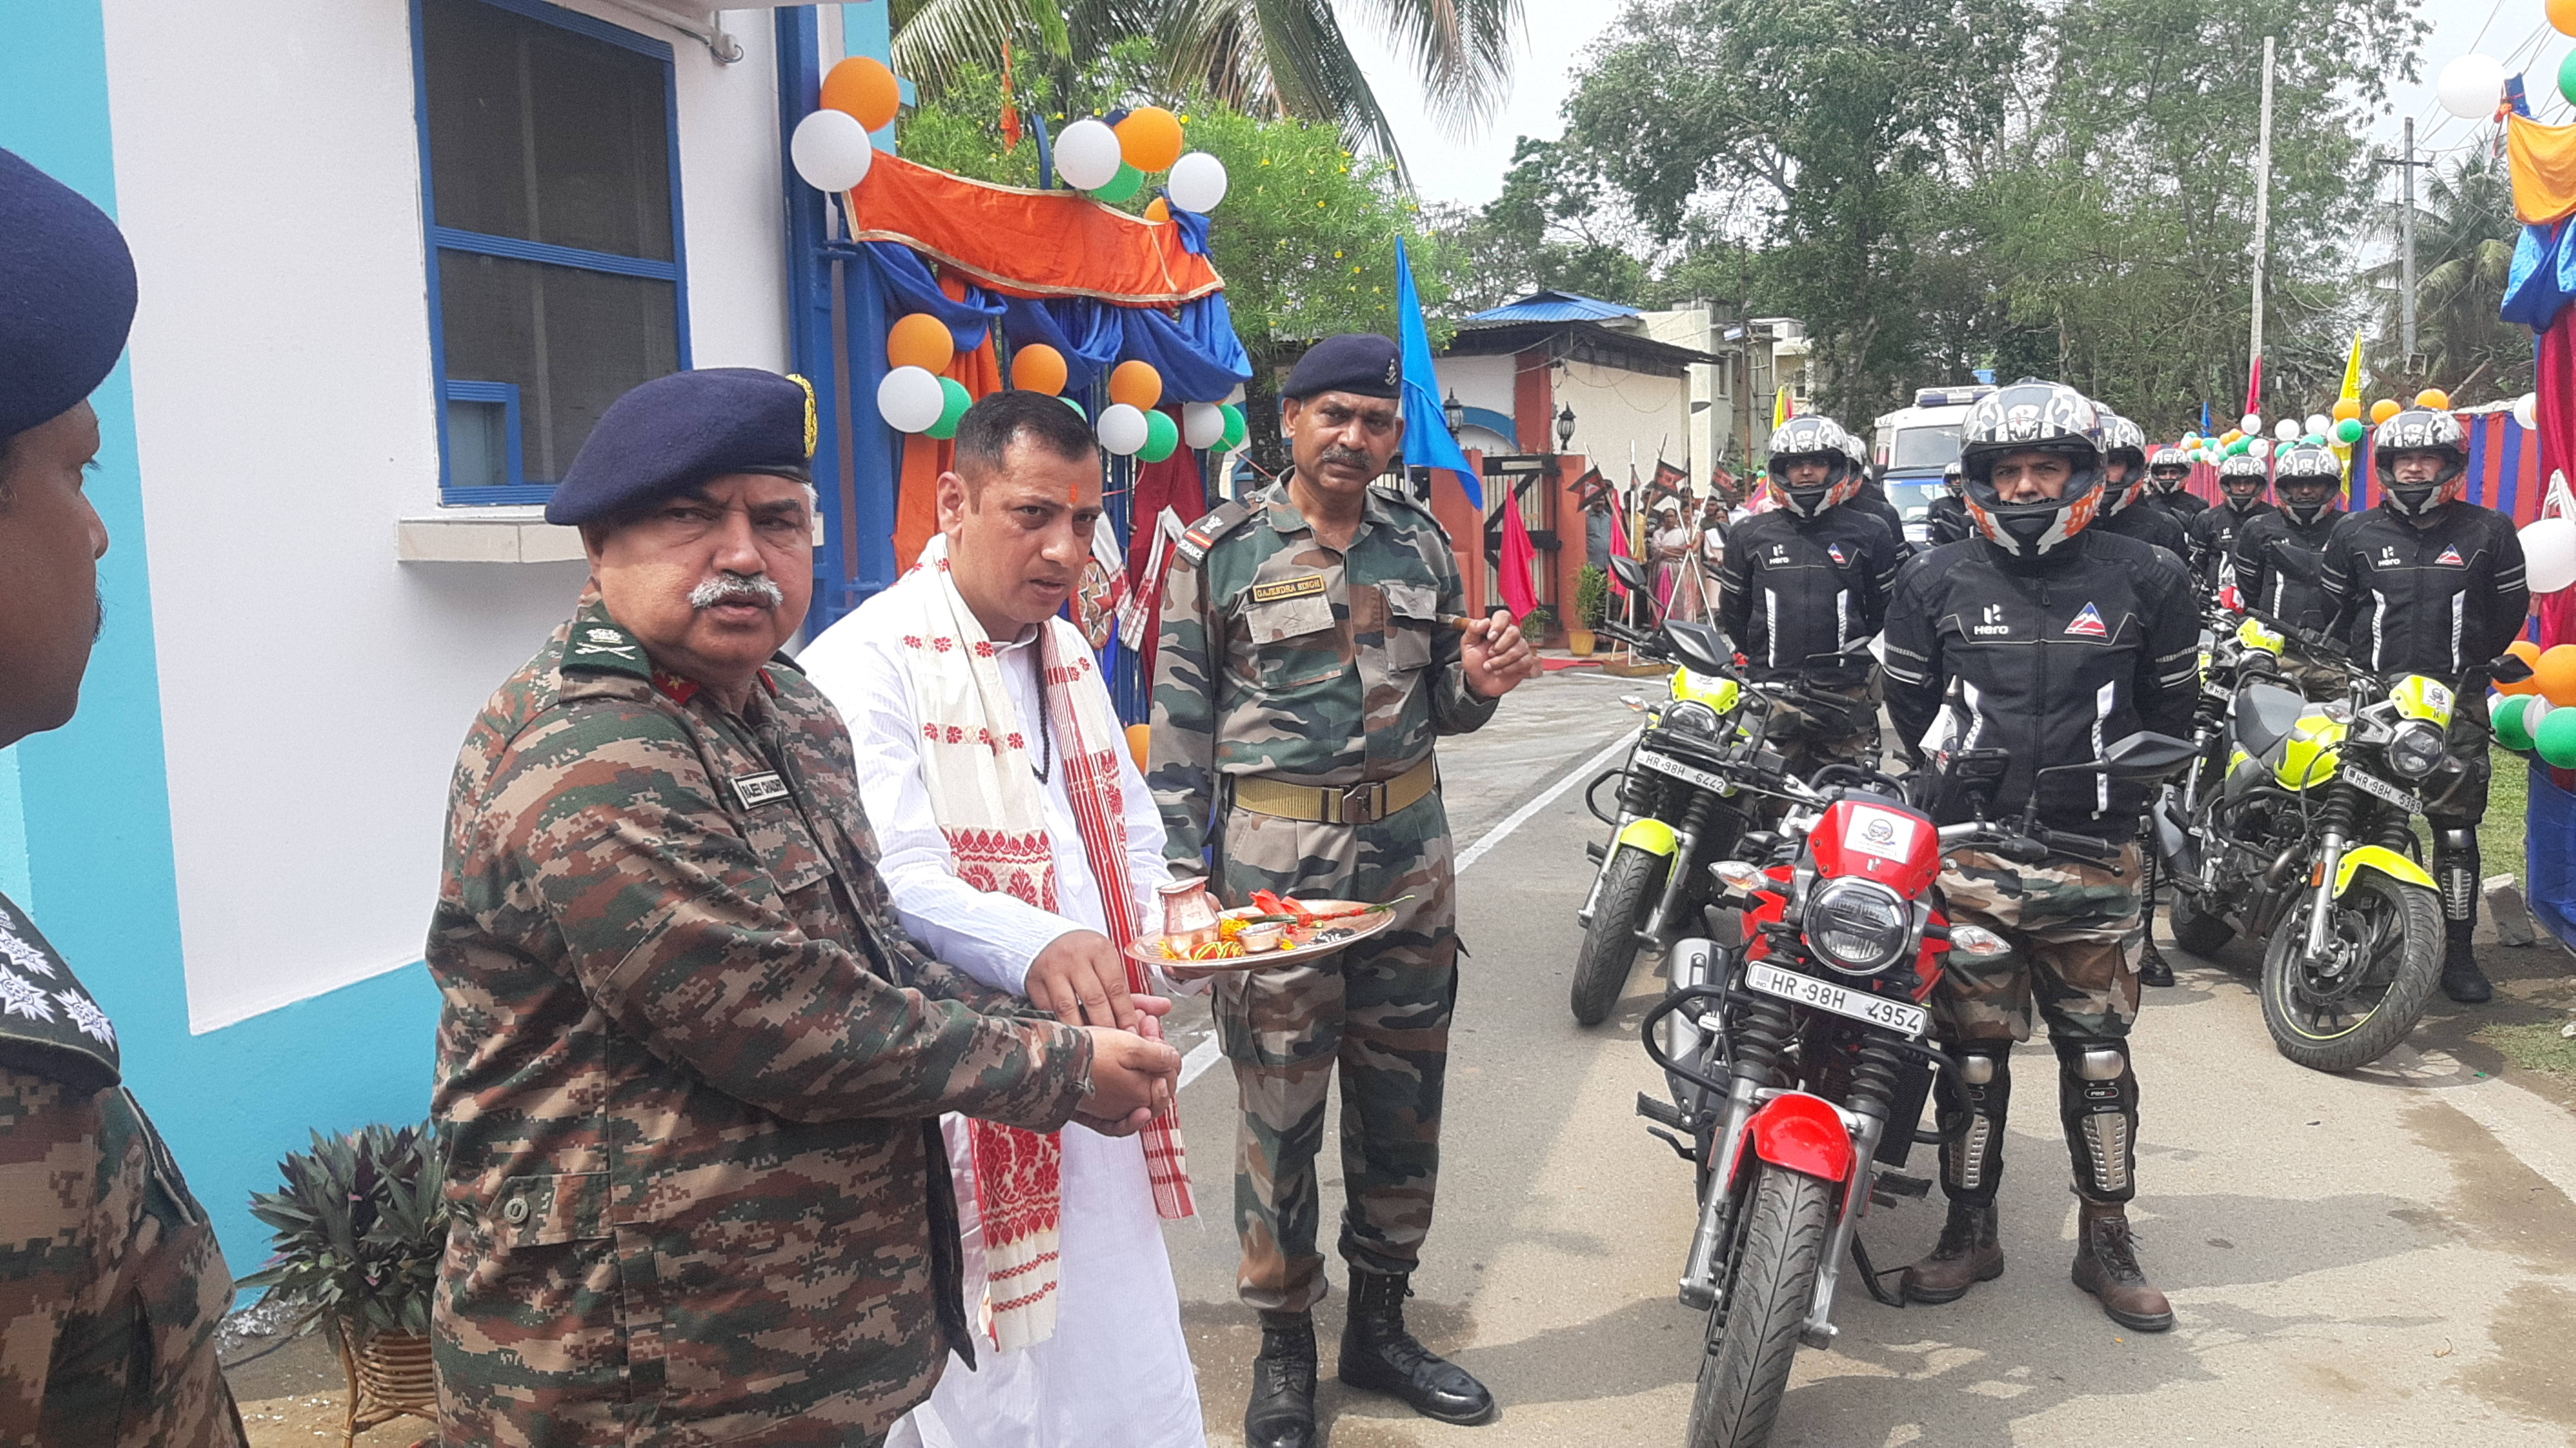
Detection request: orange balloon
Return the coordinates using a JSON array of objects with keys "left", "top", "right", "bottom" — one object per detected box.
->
[
  {"left": 1109, "top": 359, "right": 1164, "bottom": 410},
  {"left": 2502, "top": 639, "right": 2547, "bottom": 696},
  {"left": 822, "top": 56, "right": 902, "bottom": 132},
  {"left": 2556, "top": 0, "right": 2576, "bottom": 38},
  {"left": 1143, "top": 197, "right": 1171, "bottom": 223},
  {"left": 2415, "top": 387, "right": 2452, "bottom": 410},
  {"left": 1116, "top": 106, "right": 1185, "bottom": 173},
  {"left": 886, "top": 312, "right": 954, "bottom": 372},
  {"left": 2536, "top": 644, "right": 2576, "bottom": 705},
  {"left": 1126, "top": 722, "right": 1152, "bottom": 771},
  {"left": 1011, "top": 343, "right": 1068, "bottom": 396},
  {"left": 2370, "top": 398, "right": 2402, "bottom": 424},
  {"left": 2330, "top": 398, "right": 2361, "bottom": 422}
]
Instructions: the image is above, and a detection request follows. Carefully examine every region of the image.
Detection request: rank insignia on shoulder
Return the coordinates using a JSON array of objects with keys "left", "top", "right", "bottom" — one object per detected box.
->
[
  {"left": 1251, "top": 575, "right": 1328, "bottom": 604},
  {"left": 1175, "top": 498, "right": 1258, "bottom": 567},
  {"left": 732, "top": 772, "right": 791, "bottom": 809}
]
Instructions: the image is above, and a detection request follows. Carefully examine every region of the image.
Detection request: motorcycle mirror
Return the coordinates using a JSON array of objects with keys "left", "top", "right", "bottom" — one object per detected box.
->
[
  {"left": 2098, "top": 731, "right": 2198, "bottom": 780},
  {"left": 1608, "top": 553, "right": 1653, "bottom": 597},
  {"left": 1662, "top": 619, "right": 1734, "bottom": 678},
  {"left": 2491, "top": 652, "right": 2536, "bottom": 685}
]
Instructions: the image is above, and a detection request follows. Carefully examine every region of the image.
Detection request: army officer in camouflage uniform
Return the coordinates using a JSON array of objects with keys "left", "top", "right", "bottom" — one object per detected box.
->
[
  {"left": 1150, "top": 335, "right": 1536, "bottom": 1448},
  {"left": 0, "top": 147, "right": 247, "bottom": 1447},
  {"left": 429, "top": 368, "right": 1182, "bottom": 1447}
]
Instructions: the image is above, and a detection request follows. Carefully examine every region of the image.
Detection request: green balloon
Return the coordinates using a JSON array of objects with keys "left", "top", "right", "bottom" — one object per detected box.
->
[
  {"left": 1093, "top": 163, "right": 1146, "bottom": 202},
  {"left": 1061, "top": 396, "right": 1087, "bottom": 420},
  {"left": 2536, "top": 705, "right": 2576, "bottom": 768},
  {"left": 2560, "top": 48, "right": 2576, "bottom": 110},
  {"left": 1139, "top": 407, "right": 1181, "bottom": 463},
  {"left": 2227, "top": 437, "right": 2250, "bottom": 456},
  {"left": 2496, "top": 694, "right": 2536, "bottom": 752},
  {"left": 926, "top": 377, "right": 972, "bottom": 440},
  {"left": 1218, "top": 402, "right": 1247, "bottom": 451},
  {"left": 2302, "top": 432, "right": 2327, "bottom": 447},
  {"left": 2336, "top": 417, "right": 2365, "bottom": 444}
]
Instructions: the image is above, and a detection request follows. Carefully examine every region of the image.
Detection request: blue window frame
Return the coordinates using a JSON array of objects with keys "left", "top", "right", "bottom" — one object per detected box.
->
[{"left": 412, "top": 0, "right": 690, "bottom": 505}]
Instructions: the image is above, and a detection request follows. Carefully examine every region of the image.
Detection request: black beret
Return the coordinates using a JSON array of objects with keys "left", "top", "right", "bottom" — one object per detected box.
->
[
  {"left": 0, "top": 147, "right": 137, "bottom": 444},
  {"left": 1283, "top": 333, "right": 1401, "bottom": 402},
  {"left": 546, "top": 367, "right": 816, "bottom": 526}
]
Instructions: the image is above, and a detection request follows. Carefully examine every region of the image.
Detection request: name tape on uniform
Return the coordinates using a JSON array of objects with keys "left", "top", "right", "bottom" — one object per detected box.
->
[
  {"left": 1251, "top": 576, "right": 1328, "bottom": 604},
  {"left": 732, "top": 772, "right": 792, "bottom": 809}
]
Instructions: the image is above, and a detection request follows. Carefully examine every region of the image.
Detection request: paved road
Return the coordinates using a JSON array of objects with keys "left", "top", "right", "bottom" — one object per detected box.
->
[{"left": 1156, "top": 668, "right": 2576, "bottom": 1446}]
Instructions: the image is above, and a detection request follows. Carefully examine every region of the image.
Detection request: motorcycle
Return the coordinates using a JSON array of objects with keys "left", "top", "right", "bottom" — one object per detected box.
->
[
  {"left": 1638, "top": 726, "right": 2194, "bottom": 1448},
  {"left": 1571, "top": 553, "right": 1877, "bottom": 1027},
  {"left": 2153, "top": 613, "right": 2535, "bottom": 1071}
]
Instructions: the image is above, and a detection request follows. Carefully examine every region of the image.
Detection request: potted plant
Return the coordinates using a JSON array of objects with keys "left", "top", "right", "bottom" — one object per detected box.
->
[
  {"left": 1519, "top": 605, "right": 1556, "bottom": 649},
  {"left": 242, "top": 1121, "right": 448, "bottom": 1444},
  {"left": 1570, "top": 565, "right": 1608, "bottom": 656}
]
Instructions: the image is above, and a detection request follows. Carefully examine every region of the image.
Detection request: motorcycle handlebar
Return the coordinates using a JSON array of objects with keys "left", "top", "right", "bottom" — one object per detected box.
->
[{"left": 2029, "top": 827, "right": 2122, "bottom": 866}]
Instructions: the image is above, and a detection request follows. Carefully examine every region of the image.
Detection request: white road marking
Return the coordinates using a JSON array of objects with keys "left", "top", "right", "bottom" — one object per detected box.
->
[
  {"left": 1454, "top": 729, "right": 1641, "bottom": 875},
  {"left": 1180, "top": 1036, "right": 1223, "bottom": 1089}
]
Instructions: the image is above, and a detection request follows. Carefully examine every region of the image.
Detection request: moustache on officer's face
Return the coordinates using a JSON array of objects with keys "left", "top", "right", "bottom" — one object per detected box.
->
[
  {"left": 689, "top": 572, "right": 785, "bottom": 611},
  {"left": 1320, "top": 445, "right": 1375, "bottom": 471}
]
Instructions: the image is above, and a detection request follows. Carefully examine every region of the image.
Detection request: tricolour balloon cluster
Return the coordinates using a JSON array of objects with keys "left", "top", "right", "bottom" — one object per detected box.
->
[
  {"left": 1052, "top": 108, "right": 1231, "bottom": 216},
  {"left": 2494, "top": 638, "right": 2576, "bottom": 764},
  {"left": 789, "top": 57, "right": 905, "bottom": 193},
  {"left": 872, "top": 311, "right": 1247, "bottom": 459}
]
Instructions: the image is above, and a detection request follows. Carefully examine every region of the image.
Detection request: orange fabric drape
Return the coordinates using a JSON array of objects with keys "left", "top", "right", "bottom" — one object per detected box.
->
[
  {"left": 2510, "top": 114, "right": 2576, "bottom": 225},
  {"left": 846, "top": 154, "right": 1223, "bottom": 305},
  {"left": 893, "top": 276, "right": 1005, "bottom": 571}
]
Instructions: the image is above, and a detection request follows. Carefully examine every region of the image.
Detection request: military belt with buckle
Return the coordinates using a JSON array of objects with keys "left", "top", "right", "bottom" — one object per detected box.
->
[{"left": 1233, "top": 757, "right": 1437, "bottom": 826}]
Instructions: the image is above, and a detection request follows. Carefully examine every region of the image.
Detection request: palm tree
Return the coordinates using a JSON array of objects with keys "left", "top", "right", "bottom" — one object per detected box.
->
[
  {"left": 2361, "top": 150, "right": 2529, "bottom": 399},
  {"left": 889, "top": 0, "right": 1524, "bottom": 164}
]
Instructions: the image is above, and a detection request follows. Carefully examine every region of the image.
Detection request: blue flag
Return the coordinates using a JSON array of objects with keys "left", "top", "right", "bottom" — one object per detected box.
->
[{"left": 1395, "top": 237, "right": 1480, "bottom": 508}]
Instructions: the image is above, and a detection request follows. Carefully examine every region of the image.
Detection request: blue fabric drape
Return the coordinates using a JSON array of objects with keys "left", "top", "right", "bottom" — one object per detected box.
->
[
  {"left": 851, "top": 241, "right": 1005, "bottom": 351},
  {"left": 2505, "top": 221, "right": 2576, "bottom": 332}
]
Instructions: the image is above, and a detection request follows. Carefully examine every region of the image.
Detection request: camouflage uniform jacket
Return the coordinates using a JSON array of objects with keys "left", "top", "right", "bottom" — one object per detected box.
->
[
  {"left": 1148, "top": 481, "right": 1498, "bottom": 868},
  {"left": 0, "top": 892, "right": 246, "bottom": 1447},
  {"left": 429, "top": 588, "right": 1094, "bottom": 1447}
]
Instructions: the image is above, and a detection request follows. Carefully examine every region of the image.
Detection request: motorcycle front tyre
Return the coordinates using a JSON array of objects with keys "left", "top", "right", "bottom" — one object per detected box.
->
[
  {"left": 1685, "top": 1164, "right": 1835, "bottom": 1448},
  {"left": 2167, "top": 882, "right": 2234, "bottom": 959},
  {"left": 2259, "top": 871, "right": 2443, "bottom": 1073},
  {"left": 1571, "top": 843, "right": 1665, "bottom": 1026}
]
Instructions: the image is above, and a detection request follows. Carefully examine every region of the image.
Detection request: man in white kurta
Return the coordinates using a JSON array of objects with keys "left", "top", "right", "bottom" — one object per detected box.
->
[{"left": 800, "top": 392, "right": 1206, "bottom": 1448}]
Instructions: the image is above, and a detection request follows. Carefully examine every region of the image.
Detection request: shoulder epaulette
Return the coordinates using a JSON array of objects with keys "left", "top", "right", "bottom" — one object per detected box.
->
[
  {"left": 1177, "top": 498, "right": 1259, "bottom": 568},
  {"left": 562, "top": 618, "right": 654, "bottom": 680}
]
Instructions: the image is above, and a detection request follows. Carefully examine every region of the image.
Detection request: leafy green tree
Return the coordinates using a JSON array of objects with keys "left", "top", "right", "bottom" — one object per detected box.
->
[{"left": 2362, "top": 150, "right": 2529, "bottom": 400}]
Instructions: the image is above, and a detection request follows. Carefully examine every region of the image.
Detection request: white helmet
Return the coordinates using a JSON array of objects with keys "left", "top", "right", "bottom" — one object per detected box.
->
[
  {"left": 2273, "top": 445, "right": 2343, "bottom": 526},
  {"left": 2371, "top": 407, "right": 2468, "bottom": 517},
  {"left": 1957, "top": 380, "right": 2106, "bottom": 558},
  {"left": 1764, "top": 415, "right": 1865, "bottom": 518}
]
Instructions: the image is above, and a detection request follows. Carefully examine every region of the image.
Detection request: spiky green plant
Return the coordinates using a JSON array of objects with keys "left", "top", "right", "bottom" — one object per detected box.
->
[{"left": 239, "top": 1121, "right": 449, "bottom": 1345}]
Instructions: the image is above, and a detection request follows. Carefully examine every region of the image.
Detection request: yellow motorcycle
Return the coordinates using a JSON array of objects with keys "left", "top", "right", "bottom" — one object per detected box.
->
[{"left": 2153, "top": 616, "right": 2531, "bottom": 1071}]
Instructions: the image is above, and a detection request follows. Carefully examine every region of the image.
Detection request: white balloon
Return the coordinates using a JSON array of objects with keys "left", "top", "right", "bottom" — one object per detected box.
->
[
  {"left": 2436, "top": 53, "right": 2509, "bottom": 122},
  {"left": 2524, "top": 516, "right": 2576, "bottom": 593},
  {"left": 1182, "top": 401, "right": 1226, "bottom": 450},
  {"left": 2516, "top": 392, "right": 2541, "bottom": 431},
  {"left": 1097, "top": 402, "right": 1150, "bottom": 456},
  {"left": 1167, "top": 151, "right": 1231, "bottom": 213},
  {"left": 2273, "top": 418, "right": 2299, "bottom": 442},
  {"left": 2304, "top": 413, "right": 2330, "bottom": 436},
  {"left": 2240, "top": 412, "right": 2263, "bottom": 434},
  {"left": 791, "top": 109, "right": 875, "bottom": 192},
  {"left": 876, "top": 365, "right": 946, "bottom": 433},
  {"left": 2531, "top": 694, "right": 2557, "bottom": 732},
  {"left": 1054, "top": 118, "right": 1123, "bottom": 192},
  {"left": 2247, "top": 438, "right": 2271, "bottom": 460}
]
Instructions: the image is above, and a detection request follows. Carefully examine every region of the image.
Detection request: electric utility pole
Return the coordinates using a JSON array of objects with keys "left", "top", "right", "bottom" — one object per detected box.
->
[
  {"left": 2248, "top": 35, "right": 2275, "bottom": 414},
  {"left": 2377, "top": 116, "right": 2426, "bottom": 371}
]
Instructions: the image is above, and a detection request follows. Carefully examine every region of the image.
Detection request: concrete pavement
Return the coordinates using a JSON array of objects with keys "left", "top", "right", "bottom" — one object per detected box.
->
[{"left": 1156, "top": 669, "right": 2576, "bottom": 1446}]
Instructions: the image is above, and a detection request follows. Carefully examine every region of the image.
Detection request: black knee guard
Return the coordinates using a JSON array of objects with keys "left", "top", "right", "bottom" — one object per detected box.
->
[
  {"left": 2431, "top": 826, "right": 2479, "bottom": 927},
  {"left": 2054, "top": 1036, "right": 2138, "bottom": 1204},
  {"left": 1936, "top": 1043, "right": 2011, "bottom": 1205}
]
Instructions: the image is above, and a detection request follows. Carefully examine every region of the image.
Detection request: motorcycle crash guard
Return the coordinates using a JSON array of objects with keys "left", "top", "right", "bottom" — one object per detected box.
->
[
  {"left": 1615, "top": 817, "right": 1681, "bottom": 858},
  {"left": 2153, "top": 788, "right": 2196, "bottom": 879},
  {"left": 2333, "top": 844, "right": 2437, "bottom": 898},
  {"left": 1740, "top": 1091, "right": 1856, "bottom": 1185}
]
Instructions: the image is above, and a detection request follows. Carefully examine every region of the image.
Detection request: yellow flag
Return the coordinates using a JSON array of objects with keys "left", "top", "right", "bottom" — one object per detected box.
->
[
  {"left": 1772, "top": 385, "right": 1796, "bottom": 431},
  {"left": 2332, "top": 329, "right": 2365, "bottom": 476}
]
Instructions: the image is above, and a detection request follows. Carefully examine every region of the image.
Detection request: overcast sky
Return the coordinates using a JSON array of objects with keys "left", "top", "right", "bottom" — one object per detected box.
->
[{"left": 1347, "top": 4, "right": 2572, "bottom": 212}]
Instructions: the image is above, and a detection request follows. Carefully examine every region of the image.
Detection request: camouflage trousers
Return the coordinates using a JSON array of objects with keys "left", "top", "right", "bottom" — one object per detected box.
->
[
  {"left": 1762, "top": 673, "right": 1885, "bottom": 788},
  {"left": 1933, "top": 844, "right": 2144, "bottom": 1044},
  {"left": 1210, "top": 799, "right": 1457, "bottom": 1316}
]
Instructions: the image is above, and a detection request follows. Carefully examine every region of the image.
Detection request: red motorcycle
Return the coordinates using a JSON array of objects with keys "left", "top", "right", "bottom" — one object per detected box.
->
[{"left": 1639, "top": 729, "right": 2194, "bottom": 1448}]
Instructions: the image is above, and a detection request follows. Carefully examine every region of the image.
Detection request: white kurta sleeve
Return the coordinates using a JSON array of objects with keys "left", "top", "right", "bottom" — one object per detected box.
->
[
  {"left": 1111, "top": 729, "right": 1209, "bottom": 998},
  {"left": 805, "top": 632, "right": 1079, "bottom": 996}
]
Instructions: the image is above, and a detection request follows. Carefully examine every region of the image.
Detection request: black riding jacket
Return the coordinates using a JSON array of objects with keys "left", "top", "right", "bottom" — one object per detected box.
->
[
  {"left": 1852, "top": 480, "right": 1914, "bottom": 563},
  {"left": 2231, "top": 508, "right": 2343, "bottom": 634},
  {"left": 2144, "top": 490, "right": 2208, "bottom": 526},
  {"left": 2318, "top": 502, "right": 2530, "bottom": 679},
  {"left": 1717, "top": 503, "right": 1903, "bottom": 688},
  {"left": 2101, "top": 497, "right": 2189, "bottom": 561},
  {"left": 1926, "top": 494, "right": 1973, "bottom": 545},
  {"left": 2185, "top": 501, "right": 2273, "bottom": 591},
  {"left": 1884, "top": 529, "right": 2199, "bottom": 833}
]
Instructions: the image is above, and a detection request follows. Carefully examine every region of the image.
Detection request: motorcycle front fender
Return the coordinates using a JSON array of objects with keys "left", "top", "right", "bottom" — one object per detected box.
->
[
  {"left": 1615, "top": 817, "right": 1681, "bottom": 858},
  {"left": 1741, "top": 1091, "right": 1856, "bottom": 1185},
  {"left": 2334, "top": 844, "right": 2437, "bottom": 898}
]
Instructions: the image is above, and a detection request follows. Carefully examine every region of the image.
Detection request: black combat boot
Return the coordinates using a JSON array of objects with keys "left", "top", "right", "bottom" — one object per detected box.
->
[
  {"left": 1337, "top": 1269, "right": 1496, "bottom": 1425},
  {"left": 1245, "top": 1312, "right": 1318, "bottom": 1448},
  {"left": 2436, "top": 843, "right": 2491, "bottom": 1003},
  {"left": 1901, "top": 1197, "right": 2003, "bottom": 1303},
  {"left": 2136, "top": 939, "right": 2176, "bottom": 988}
]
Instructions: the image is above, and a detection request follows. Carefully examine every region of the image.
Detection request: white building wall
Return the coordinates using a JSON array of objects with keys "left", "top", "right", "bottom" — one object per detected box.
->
[
  {"left": 101, "top": 0, "right": 792, "bottom": 1031},
  {"left": 1428, "top": 352, "right": 1519, "bottom": 444},
  {"left": 1557, "top": 359, "right": 1690, "bottom": 488},
  {"left": 1640, "top": 305, "right": 1723, "bottom": 481}
]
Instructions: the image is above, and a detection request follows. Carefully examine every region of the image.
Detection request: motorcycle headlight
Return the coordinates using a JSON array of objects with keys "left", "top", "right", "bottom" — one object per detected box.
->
[
  {"left": 1664, "top": 700, "right": 1721, "bottom": 737},
  {"left": 1804, "top": 878, "right": 1912, "bottom": 976},
  {"left": 2386, "top": 721, "right": 2446, "bottom": 780}
]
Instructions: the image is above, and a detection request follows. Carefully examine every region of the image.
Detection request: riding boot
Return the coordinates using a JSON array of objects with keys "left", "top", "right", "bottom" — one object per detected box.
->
[
  {"left": 2441, "top": 920, "right": 2492, "bottom": 1004},
  {"left": 1244, "top": 1312, "right": 1318, "bottom": 1448},
  {"left": 2071, "top": 1198, "right": 2174, "bottom": 1331},
  {"left": 1338, "top": 1269, "right": 1496, "bottom": 1425},
  {"left": 1905, "top": 1044, "right": 2008, "bottom": 1304},
  {"left": 2435, "top": 831, "right": 2492, "bottom": 1004},
  {"left": 2136, "top": 840, "right": 2176, "bottom": 987}
]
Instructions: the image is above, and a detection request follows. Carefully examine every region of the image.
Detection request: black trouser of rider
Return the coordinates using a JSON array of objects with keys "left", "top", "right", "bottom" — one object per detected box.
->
[
  {"left": 2428, "top": 685, "right": 2494, "bottom": 961},
  {"left": 1934, "top": 1038, "right": 2140, "bottom": 1207}
]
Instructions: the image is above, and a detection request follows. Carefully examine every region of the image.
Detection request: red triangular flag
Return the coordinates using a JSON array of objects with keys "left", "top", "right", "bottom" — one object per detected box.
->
[{"left": 1500, "top": 486, "right": 1540, "bottom": 621}]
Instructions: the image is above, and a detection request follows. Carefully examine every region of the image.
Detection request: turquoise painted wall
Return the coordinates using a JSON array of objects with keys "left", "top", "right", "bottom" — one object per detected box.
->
[{"left": 2, "top": 3, "right": 441, "bottom": 1294}]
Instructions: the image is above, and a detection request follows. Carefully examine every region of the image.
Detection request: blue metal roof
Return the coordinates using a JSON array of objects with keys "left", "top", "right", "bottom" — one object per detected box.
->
[{"left": 1461, "top": 290, "right": 1640, "bottom": 326}]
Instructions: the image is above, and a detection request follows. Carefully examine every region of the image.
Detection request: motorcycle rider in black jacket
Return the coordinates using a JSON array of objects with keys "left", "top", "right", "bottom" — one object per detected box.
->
[
  {"left": 1717, "top": 413, "right": 1903, "bottom": 781},
  {"left": 2319, "top": 408, "right": 2531, "bottom": 1004},
  {"left": 1927, "top": 459, "right": 1975, "bottom": 544},
  {"left": 1883, "top": 381, "right": 2196, "bottom": 1333},
  {"left": 2186, "top": 453, "right": 2276, "bottom": 598},
  {"left": 2233, "top": 444, "right": 2347, "bottom": 697},
  {"left": 2141, "top": 445, "right": 2208, "bottom": 528}
]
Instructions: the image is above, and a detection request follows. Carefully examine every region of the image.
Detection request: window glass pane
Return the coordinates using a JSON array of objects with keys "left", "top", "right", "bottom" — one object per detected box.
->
[
  {"left": 446, "top": 397, "right": 511, "bottom": 487},
  {"left": 423, "top": 0, "right": 673, "bottom": 261},
  {"left": 438, "top": 251, "right": 678, "bottom": 482}
]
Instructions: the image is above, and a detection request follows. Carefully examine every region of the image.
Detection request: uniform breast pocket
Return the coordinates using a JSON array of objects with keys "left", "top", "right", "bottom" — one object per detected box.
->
[
  {"left": 1382, "top": 582, "right": 1438, "bottom": 674},
  {"left": 1242, "top": 591, "right": 1346, "bottom": 690}
]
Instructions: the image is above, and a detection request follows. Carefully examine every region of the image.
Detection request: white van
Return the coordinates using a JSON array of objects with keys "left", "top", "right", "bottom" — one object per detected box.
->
[{"left": 1873, "top": 386, "right": 1992, "bottom": 543}]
